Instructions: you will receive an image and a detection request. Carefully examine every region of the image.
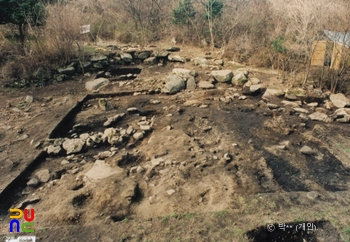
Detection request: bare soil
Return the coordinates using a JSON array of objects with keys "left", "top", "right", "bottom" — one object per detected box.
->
[{"left": 0, "top": 45, "right": 350, "bottom": 242}]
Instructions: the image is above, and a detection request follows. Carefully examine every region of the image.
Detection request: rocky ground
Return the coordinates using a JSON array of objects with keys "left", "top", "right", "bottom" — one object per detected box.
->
[{"left": 0, "top": 44, "right": 350, "bottom": 242}]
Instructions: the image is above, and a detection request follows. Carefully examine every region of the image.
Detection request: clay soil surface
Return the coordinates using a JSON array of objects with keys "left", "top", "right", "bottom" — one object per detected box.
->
[{"left": 0, "top": 45, "right": 350, "bottom": 242}]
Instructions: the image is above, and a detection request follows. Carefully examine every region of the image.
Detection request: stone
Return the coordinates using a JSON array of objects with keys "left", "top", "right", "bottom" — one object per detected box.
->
[
  {"left": 27, "top": 178, "right": 39, "bottom": 187},
  {"left": 330, "top": 108, "right": 350, "bottom": 122},
  {"left": 186, "top": 77, "right": 196, "bottom": 90},
  {"left": 214, "top": 59, "right": 224, "bottom": 65},
  {"left": 193, "top": 57, "right": 208, "bottom": 66},
  {"left": 66, "top": 154, "right": 75, "bottom": 161},
  {"left": 61, "top": 159, "right": 70, "bottom": 165},
  {"left": 201, "top": 39, "right": 208, "bottom": 47},
  {"left": 308, "top": 112, "right": 332, "bottom": 122},
  {"left": 167, "top": 189, "right": 176, "bottom": 196},
  {"left": 243, "top": 80, "right": 252, "bottom": 88},
  {"left": 140, "top": 125, "right": 152, "bottom": 131},
  {"left": 294, "top": 88, "right": 307, "bottom": 98},
  {"left": 168, "top": 55, "right": 185, "bottom": 63},
  {"left": 98, "top": 151, "right": 113, "bottom": 159},
  {"left": 103, "top": 113, "right": 125, "bottom": 127},
  {"left": 62, "top": 138, "right": 85, "bottom": 155},
  {"left": 79, "top": 133, "right": 90, "bottom": 142},
  {"left": 211, "top": 70, "right": 233, "bottom": 83},
  {"left": 120, "top": 53, "right": 133, "bottom": 62},
  {"left": 47, "top": 145, "right": 62, "bottom": 155},
  {"left": 71, "top": 168, "right": 79, "bottom": 174},
  {"left": 144, "top": 57, "right": 158, "bottom": 65},
  {"left": 98, "top": 99, "right": 114, "bottom": 111},
  {"left": 84, "top": 160, "right": 123, "bottom": 183},
  {"left": 152, "top": 50, "right": 169, "bottom": 58},
  {"left": 232, "top": 72, "right": 248, "bottom": 86},
  {"left": 91, "top": 55, "right": 108, "bottom": 62},
  {"left": 133, "top": 132, "right": 144, "bottom": 140},
  {"left": 300, "top": 146, "right": 316, "bottom": 155},
  {"left": 150, "top": 99, "right": 161, "bottom": 104},
  {"left": 126, "top": 126, "right": 134, "bottom": 135},
  {"left": 307, "top": 191, "right": 319, "bottom": 200},
  {"left": 282, "top": 100, "right": 300, "bottom": 108},
  {"left": 36, "top": 169, "right": 50, "bottom": 183},
  {"left": 329, "top": 93, "right": 350, "bottom": 108},
  {"left": 315, "top": 107, "right": 327, "bottom": 114},
  {"left": 26, "top": 95, "right": 34, "bottom": 103},
  {"left": 307, "top": 102, "right": 318, "bottom": 107},
  {"left": 85, "top": 78, "right": 110, "bottom": 91},
  {"left": 262, "top": 88, "right": 285, "bottom": 100},
  {"left": 138, "top": 51, "right": 151, "bottom": 60},
  {"left": 172, "top": 68, "right": 198, "bottom": 77},
  {"left": 299, "top": 113, "right": 309, "bottom": 121},
  {"left": 167, "top": 46, "right": 180, "bottom": 52},
  {"left": 151, "top": 157, "right": 164, "bottom": 167},
  {"left": 238, "top": 95, "right": 247, "bottom": 100},
  {"left": 267, "top": 103, "right": 279, "bottom": 109},
  {"left": 223, "top": 153, "right": 231, "bottom": 161},
  {"left": 17, "top": 134, "right": 28, "bottom": 141},
  {"left": 233, "top": 93, "right": 240, "bottom": 98},
  {"left": 164, "top": 75, "right": 186, "bottom": 94},
  {"left": 293, "top": 108, "right": 309, "bottom": 114},
  {"left": 285, "top": 90, "right": 297, "bottom": 100},
  {"left": 325, "top": 100, "right": 335, "bottom": 110},
  {"left": 137, "top": 166, "right": 145, "bottom": 173},
  {"left": 250, "top": 78, "right": 261, "bottom": 85},
  {"left": 127, "top": 107, "right": 138, "bottom": 113},
  {"left": 57, "top": 66, "right": 75, "bottom": 75},
  {"left": 250, "top": 84, "right": 262, "bottom": 93},
  {"left": 198, "top": 81, "right": 214, "bottom": 89}
]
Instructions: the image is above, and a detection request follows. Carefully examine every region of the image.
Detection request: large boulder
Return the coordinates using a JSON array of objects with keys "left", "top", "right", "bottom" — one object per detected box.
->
[
  {"left": 330, "top": 108, "right": 350, "bottom": 122},
  {"left": 144, "top": 57, "right": 158, "bottom": 65},
  {"left": 198, "top": 81, "right": 215, "bottom": 89},
  {"left": 308, "top": 112, "right": 332, "bottom": 122},
  {"left": 262, "top": 88, "right": 285, "bottom": 100},
  {"left": 231, "top": 72, "right": 248, "bottom": 85},
  {"left": 250, "top": 84, "right": 262, "bottom": 93},
  {"left": 35, "top": 169, "right": 50, "bottom": 183},
  {"left": 120, "top": 53, "right": 133, "bottom": 62},
  {"left": 330, "top": 93, "right": 350, "bottom": 108},
  {"left": 103, "top": 113, "right": 126, "bottom": 127},
  {"left": 172, "top": 68, "right": 198, "bottom": 78},
  {"left": 193, "top": 57, "right": 208, "bottom": 66},
  {"left": 186, "top": 77, "right": 196, "bottom": 90},
  {"left": 138, "top": 51, "right": 151, "bottom": 60},
  {"left": 168, "top": 55, "right": 185, "bottom": 63},
  {"left": 164, "top": 75, "right": 186, "bottom": 94},
  {"left": 152, "top": 50, "right": 169, "bottom": 58},
  {"left": 85, "top": 78, "right": 110, "bottom": 91},
  {"left": 211, "top": 70, "right": 233, "bottom": 83},
  {"left": 62, "top": 138, "right": 85, "bottom": 155}
]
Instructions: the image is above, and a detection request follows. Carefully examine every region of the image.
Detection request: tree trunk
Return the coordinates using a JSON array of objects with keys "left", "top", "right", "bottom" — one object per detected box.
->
[
  {"left": 18, "top": 23, "right": 25, "bottom": 46},
  {"left": 209, "top": 19, "right": 214, "bottom": 50}
]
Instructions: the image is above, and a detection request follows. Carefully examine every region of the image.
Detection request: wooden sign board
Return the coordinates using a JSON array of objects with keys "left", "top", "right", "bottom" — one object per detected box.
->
[
  {"left": 331, "top": 42, "right": 343, "bottom": 70},
  {"left": 311, "top": 40, "right": 326, "bottom": 66}
]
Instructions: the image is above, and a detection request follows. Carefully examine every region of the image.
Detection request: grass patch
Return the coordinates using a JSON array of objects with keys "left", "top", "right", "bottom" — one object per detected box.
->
[{"left": 216, "top": 210, "right": 228, "bottom": 217}]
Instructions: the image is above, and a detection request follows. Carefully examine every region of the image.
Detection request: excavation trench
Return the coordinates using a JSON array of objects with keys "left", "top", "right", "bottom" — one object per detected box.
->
[{"left": 0, "top": 90, "right": 348, "bottom": 232}]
